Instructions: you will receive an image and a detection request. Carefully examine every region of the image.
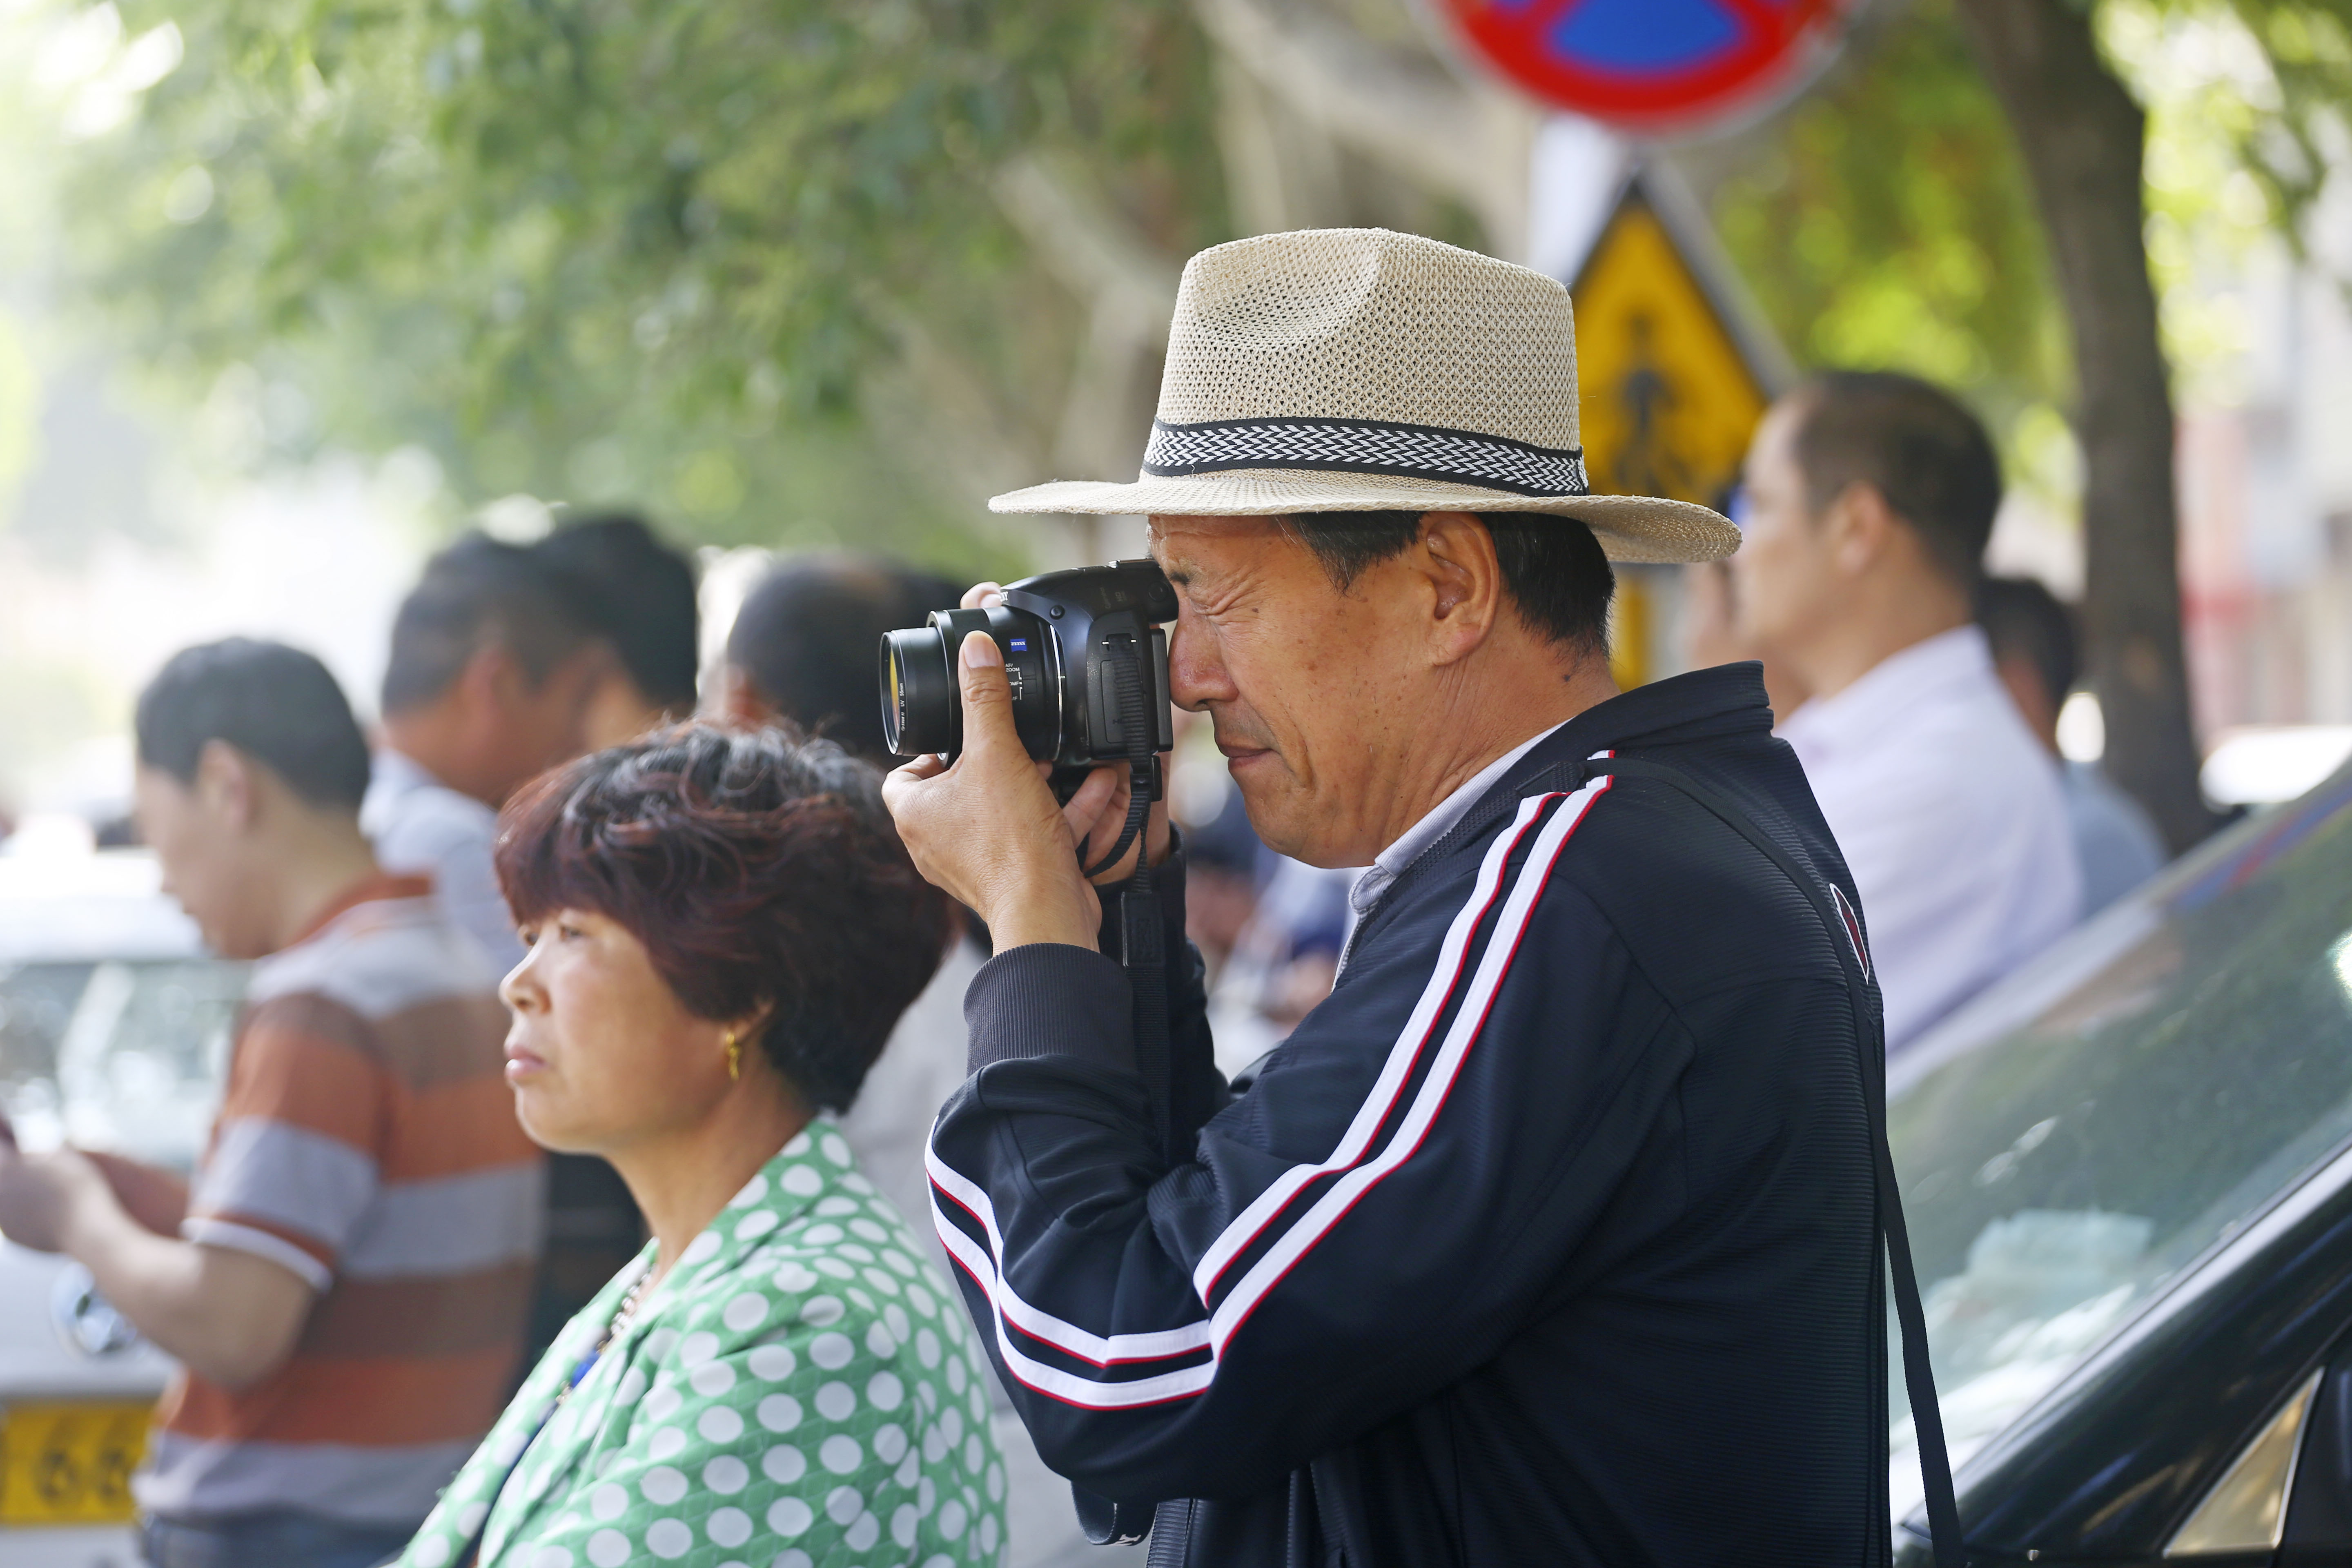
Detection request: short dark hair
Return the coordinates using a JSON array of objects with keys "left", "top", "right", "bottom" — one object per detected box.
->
[
  {"left": 1282, "top": 511, "right": 1615, "bottom": 657},
  {"left": 1788, "top": 372, "right": 2002, "bottom": 586},
  {"left": 382, "top": 535, "right": 597, "bottom": 714},
  {"left": 493, "top": 724, "right": 951, "bottom": 1113},
  {"left": 532, "top": 515, "right": 701, "bottom": 711},
  {"left": 136, "top": 639, "right": 372, "bottom": 810},
  {"left": 726, "top": 557, "right": 962, "bottom": 766},
  {"left": 1977, "top": 575, "right": 2078, "bottom": 708}
]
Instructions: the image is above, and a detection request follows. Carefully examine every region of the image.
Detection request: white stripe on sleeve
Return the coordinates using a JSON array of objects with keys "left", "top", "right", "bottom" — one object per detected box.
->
[
  {"left": 181, "top": 1217, "right": 334, "bottom": 1292},
  {"left": 928, "top": 778, "right": 1608, "bottom": 1411}
]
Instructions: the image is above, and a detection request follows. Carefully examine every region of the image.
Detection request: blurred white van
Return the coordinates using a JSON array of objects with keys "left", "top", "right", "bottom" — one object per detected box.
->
[{"left": 0, "top": 847, "right": 238, "bottom": 1568}]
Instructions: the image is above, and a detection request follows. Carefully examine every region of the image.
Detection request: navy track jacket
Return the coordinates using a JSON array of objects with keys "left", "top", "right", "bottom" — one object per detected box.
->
[{"left": 927, "top": 666, "right": 1892, "bottom": 1567}]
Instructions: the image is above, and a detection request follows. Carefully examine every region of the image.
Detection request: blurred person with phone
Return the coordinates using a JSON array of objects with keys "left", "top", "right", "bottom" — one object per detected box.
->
[{"left": 0, "top": 639, "right": 539, "bottom": 1568}]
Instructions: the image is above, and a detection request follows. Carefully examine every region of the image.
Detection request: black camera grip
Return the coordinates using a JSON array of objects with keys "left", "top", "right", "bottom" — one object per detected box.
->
[
  {"left": 1080, "top": 637, "right": 1155, "bottom": 880},
  {"left": 1069, "top": 633, "right": 1179, "bottom": 1550}
]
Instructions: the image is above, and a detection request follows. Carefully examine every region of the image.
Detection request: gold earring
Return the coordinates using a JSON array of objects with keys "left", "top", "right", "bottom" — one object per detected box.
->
[{"left": 724, "top": 1030, "right": 743, "bottom": 1083}]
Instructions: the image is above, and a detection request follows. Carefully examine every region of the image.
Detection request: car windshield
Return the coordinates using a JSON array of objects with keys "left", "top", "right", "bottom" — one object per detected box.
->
[
  {"left": 1887, "top": 766, "right": 2352, "bottom": 1517},
  {"left": 0, "top": 958, "right": 243, "bottom": 1171}
]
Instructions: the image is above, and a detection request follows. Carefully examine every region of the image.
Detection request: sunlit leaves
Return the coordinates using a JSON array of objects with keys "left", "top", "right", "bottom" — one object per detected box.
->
[
  {"left": 55, "top": 0, "right": 1220, "bottom": 558},
  {"left": 1709, "top": 0, "right": 2346, "bottom": 497},
  {"left": 1712, "top": 0, "right": 2067, "bottom": 420}
]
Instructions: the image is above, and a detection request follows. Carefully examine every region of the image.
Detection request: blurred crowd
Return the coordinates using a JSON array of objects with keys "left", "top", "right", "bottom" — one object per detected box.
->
[
  {"left": 1200, "top": 375, "right": 2162, "bottom": 1066},
  {"left": 0, "top": 359, "right": 2167, "bottom": 1568}
]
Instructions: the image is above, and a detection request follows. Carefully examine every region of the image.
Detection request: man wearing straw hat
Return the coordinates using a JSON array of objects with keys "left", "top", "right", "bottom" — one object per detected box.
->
[{"left": 886, "top": 229, "right": 1936, "bottom": 1566}]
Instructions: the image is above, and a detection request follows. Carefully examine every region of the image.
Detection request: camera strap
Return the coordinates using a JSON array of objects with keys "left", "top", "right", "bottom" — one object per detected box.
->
[
  {"left": 1586, "top": 754, "right": 1964, "bottom": 1568},
  {"left": 1083, "top": 636, "right": 1173, "bottom": 1158}
]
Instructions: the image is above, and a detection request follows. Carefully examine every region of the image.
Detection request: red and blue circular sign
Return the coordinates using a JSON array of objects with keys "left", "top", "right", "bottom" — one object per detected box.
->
[{"left": 1434, "top": 0, "right": 1860, "bottom": 134}]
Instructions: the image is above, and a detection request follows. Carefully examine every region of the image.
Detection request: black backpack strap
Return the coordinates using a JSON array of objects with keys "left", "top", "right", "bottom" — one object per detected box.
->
[{"left": 1592, "top": 754, "right": 1964, "bottom": 1568}]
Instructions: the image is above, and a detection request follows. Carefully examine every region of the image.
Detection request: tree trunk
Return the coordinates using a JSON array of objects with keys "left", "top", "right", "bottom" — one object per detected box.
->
[{"left": 1953, "top": 0, "right": 2216, "bottom": 853}]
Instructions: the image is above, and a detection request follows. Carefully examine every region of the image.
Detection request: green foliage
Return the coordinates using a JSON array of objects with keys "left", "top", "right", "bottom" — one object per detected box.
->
[
  {"left": 1710, "top": 0, "right": 2069, "bottom": 425},
  {"left": 2198, "top": 0, "right": 2352, "bottom": 245},
  {"left": 1706, "top": 0, "right": 2346, "bottom": 498},
  {"left": 62, "top": 0, "right": 1225, "bottom": 562},
  {"left": 2109, "top": 0, "right": 2352, "bottom": 404},
  {"left": 44, "top": 0, "right": 2342, "bottom": 567}
]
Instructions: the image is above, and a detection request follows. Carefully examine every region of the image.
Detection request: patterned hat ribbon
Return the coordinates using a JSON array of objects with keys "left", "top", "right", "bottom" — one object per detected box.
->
[{"left": 1142, "top": 415, "right": 1590, "bottom": 499}]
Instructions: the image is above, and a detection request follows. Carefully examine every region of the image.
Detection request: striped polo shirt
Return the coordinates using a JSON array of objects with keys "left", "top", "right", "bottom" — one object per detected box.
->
[{"left": 135, "top": 875, "right": 547, "bottom": 1528}]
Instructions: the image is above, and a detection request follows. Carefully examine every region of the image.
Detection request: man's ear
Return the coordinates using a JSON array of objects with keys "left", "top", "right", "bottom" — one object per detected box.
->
[
  {"left": 457, "top": 641, "right": 519, "bottom": 716},
  {"left": 553, "top": 639, "right": 620, "bottom": 707},
  {"left": 193, "top": 739, "right": 258, "bottom": 832},
  {"left": 1823, "top": 482, "right": 1898, "bottom": 577},
  {"left": 1414, "top": 511, "right": 1505, "bottom": 663}
]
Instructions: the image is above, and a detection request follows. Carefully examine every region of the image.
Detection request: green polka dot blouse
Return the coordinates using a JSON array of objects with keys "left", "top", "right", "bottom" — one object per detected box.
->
[{"left": 395, "top": 1122, "right": 1007, "bottom": 1568}]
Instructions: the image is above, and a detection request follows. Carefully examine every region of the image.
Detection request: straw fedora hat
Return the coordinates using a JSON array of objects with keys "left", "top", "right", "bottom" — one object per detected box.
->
[{"left": 989, "top": 227, "right": 1739, "bottom": 564}]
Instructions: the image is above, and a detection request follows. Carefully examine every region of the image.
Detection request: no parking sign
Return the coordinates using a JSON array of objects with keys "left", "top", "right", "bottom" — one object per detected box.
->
[{"left": 1434, "top": 0, "right": 1860, "bottom": 134}]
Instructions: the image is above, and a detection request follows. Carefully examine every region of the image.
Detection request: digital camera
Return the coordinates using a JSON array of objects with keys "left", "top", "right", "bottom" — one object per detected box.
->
[{"left": 879, "top": 560, "right": 1178, "bottom": 801}]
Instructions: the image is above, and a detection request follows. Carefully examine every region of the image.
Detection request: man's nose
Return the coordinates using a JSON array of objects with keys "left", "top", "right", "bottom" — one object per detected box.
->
[{"left": 1166, "top": 614, "right": 1233, "bottom": 713}]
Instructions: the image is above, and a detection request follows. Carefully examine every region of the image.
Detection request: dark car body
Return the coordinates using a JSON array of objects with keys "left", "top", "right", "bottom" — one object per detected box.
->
[{"left": 1887, "top": 763, "right": 2352, "bottom": 1565}]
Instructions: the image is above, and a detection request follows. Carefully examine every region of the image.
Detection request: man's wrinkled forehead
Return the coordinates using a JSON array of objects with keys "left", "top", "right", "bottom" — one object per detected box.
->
[{"left": 1146, "top": 514, "right": 1301, "bottom": 588}]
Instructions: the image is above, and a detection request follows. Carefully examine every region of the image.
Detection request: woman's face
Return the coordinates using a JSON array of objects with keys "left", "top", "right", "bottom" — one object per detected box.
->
[{"left": 499, "top": 906, "right": 734, "bottom": 1155}]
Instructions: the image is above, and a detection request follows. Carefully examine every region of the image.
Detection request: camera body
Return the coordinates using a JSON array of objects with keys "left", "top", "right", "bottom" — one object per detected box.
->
[{"left": 880, "top": 560, "right": 1178, "bottom": 800}]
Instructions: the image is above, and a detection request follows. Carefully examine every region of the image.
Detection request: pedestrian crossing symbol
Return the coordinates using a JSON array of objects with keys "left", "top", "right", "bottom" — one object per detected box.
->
[{"left": 1571, "top": 183, "right": 1775, "bottom": 509}]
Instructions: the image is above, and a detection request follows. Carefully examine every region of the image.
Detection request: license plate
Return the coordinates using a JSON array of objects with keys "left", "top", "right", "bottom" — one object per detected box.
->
[{"left": 0, "top": 1402, "right": 151, "bottom": 1526}]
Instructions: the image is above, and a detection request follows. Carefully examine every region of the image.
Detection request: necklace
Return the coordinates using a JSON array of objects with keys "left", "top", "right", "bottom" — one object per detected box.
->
[
  {"left": 550, "top": 1263, "right": 655, "bottom": 1412},
  {"left": 604, "top": 1265, "right": 655, "bottom": 1348},
  {"left": 462, "top": 1260, "right": 659, "bottom": 1566}
]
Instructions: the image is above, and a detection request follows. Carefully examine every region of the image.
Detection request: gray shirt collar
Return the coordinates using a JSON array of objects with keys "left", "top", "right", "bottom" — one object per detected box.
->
[{"left": 1348, "top": 720, "right": 1570, "bottom": 919}]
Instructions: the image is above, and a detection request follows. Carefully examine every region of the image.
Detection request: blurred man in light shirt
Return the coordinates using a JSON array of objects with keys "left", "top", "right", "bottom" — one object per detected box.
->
[
  {"left": 1978, "top": 574, "right": 2166, "bottom": 916},
  {"left": 530, "top": 512, "right": 702, "bottom": 749},
  {"left": 363, "top": 524, "right": 701, "bottom": 1370},
  {"left": 362, "top": 535, "right": 607, "bottom": 975},
  {"left": 1732, "top": 371, "right": 2079, "bottom": 1051}
]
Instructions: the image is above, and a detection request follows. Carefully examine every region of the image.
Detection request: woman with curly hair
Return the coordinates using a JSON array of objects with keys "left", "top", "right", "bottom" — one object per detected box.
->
[{"left": 394, "top": 725, "right": 1006, "bottom": 1568}]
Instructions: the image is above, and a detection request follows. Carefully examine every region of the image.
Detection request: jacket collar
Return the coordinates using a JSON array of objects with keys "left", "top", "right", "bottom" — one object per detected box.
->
[
  {"left": 1466, "top": 662, "right": 1776, "bottom": 807},
  {"left": 1548, "top": 662, "right": 1774, "bottom": 761},
  {"left": 1351, "top": 664, "right": 1776, "bottom": 930}
]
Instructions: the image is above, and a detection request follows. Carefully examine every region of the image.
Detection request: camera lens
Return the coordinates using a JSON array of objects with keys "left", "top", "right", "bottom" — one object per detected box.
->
[
  {"left": 880, "top": 605, "right": 1062, "bottom": 762},
  {"left": 880, "top": 625, "right": 956, "bottom": 757}
]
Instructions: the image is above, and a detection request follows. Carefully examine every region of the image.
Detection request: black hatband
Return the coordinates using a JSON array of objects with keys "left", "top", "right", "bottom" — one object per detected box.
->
[{"left": 1141, "top": 415, "right": 1588, "bottom": 498}]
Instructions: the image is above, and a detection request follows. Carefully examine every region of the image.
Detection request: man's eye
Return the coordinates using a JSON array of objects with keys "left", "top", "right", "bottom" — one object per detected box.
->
[
  {"left": 557, "top": 922, "right": 586, "bottom": 942},
  {"left": 516, "top": 927, "right": 539, "bottom": 947}
]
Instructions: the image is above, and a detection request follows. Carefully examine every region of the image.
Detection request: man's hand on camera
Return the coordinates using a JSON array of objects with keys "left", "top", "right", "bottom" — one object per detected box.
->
[
  {"left": 1062, "top": 754, "right": 1171, "bottom": 887},
  {"left": 929, "top": 582, "right": 1172, "bottom": 892},
  {"left": 883, "top": 606, "right": 1169, "bottom": 953},
  {"left": 951, "top": 582, "right": 1172, "bottom": 888}
]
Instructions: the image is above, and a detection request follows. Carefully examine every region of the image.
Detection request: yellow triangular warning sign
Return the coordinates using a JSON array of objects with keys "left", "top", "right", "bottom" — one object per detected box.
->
[{"left": 1571, "top": 183, "right": 1776, "bottom": 511}]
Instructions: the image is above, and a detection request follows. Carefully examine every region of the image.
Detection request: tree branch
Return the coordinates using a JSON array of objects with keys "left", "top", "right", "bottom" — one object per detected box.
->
[
  {"left": 1192, "top": 0, "right": 1537, "bottom": 257},
  {"left": 1955, "top": 0, "right": 2217, "bottom": 851}
]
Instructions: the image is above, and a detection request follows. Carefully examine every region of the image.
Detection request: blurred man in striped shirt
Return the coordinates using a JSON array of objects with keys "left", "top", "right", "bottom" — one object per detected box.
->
[{"left": 0, "top": 638, "right": 543, "bottom": 1568}]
